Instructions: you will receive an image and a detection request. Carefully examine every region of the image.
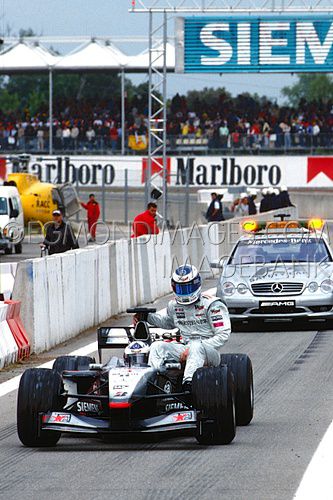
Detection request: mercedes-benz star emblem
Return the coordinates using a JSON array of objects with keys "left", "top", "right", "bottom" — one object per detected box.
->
[{"left": 271, "top": 283, "right": 283, "bottom": 293}]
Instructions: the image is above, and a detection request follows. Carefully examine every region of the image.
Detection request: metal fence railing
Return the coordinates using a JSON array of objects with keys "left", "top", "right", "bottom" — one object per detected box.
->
[{"left": 2, "top": 132, "right": 333, "bottom": 155}]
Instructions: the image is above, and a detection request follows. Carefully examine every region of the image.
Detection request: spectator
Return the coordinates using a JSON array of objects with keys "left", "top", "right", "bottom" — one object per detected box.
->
[
  {"left": 206, "top": 192, "right": 224, "bottom": 222},
  {"left": 110, "top": 122, "right": 119, "bottom": 152},
  {"left": 71, "top": 124, "right": 80, "bottom": 150},
  {"left": 270, "top": 188, "right": 280, "bottom": 210},
  {"left": 36, "top": 127, "right": 44, "bottom": 151},
  {"left": 219, "top": 121, "right": 229, "bottom": 148},
  {"left": 131, "top": 202, "right": 159, "bottom": 238},
  {"left": 80, "top": 193, "right": 100, "bottom": 242},
  {"left": 86, "top": 126, "right": 96, "bottom": 150},
  {"left": 259, "top": 188, "right": 270, "bottom": 213},
  {"left": 262, "top": 120, "right": 270, "bottom": 148},
  {"left": 25, "top": 123, "right": 35, "bottom": 150},
  {"left": 312, "top": 121, "right": 320, "bottom": 148},
  {"left": 233, "top": 193, "right": 249, "bottom": 217},
  {"left": 55, "top": 126, "right": 63, "bottom": 150},
  {"left": 62, "top": 125, "right": 71, "bottom": 150},
  {"left": 279, "top": 185, "right": 294, "bottom": 208},
  {"left": 17, "top": 123, "right": 25, "bottom": 150},
  {"left": 247, "top": 189, "right": 257, "bottom": 215},
  {"left": 41, "top": 210, "right": 78, "bottom": 255}
]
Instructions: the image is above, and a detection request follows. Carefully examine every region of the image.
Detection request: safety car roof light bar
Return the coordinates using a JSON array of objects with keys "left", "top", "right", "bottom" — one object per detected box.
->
[{"left": 241, "top": 218, "right": 325, "bottom": 234}]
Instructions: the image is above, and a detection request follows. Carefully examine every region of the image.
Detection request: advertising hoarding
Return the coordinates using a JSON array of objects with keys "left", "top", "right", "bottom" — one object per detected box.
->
[
  {"left": 176, "top": 16, "right": 333, "bottom": 73},
  {"left": 3, "top": 155, "right": 333, "bottom": 188}
]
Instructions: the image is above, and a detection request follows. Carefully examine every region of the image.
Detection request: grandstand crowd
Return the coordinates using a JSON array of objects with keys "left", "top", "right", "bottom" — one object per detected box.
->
[{"left": 0, "top": 92, "right": 332, "bottom": 153}]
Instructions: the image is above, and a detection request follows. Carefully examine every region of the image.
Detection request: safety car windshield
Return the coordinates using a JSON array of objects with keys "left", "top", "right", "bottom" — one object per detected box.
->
[
  {"left": 0, "top": 197, "right": 8, "bottom": 215},
  {"left": 229, "top": 237, "right": 332, "bottom": 265}
]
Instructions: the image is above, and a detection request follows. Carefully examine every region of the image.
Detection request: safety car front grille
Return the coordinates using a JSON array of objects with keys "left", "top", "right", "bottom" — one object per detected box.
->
[{"left": 251, "top": 282, "right": 304, "bottom": 296}]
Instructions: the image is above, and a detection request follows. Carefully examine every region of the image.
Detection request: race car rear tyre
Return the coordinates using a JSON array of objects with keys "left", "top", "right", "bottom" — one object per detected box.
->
[
  {"left": 17, "top": 368, "right": 63, "bottom": 447},
  {"left": 53, "top": 355, "right": 95, "bottom": 373},
  {"left": 192, "top": 365, "right": 236, "bottom": 445},
  {"left": 220, "top": 353, "right": 254, "bottom": 426}
]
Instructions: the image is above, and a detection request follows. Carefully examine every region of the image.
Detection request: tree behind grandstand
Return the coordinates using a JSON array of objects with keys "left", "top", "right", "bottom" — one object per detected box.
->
[{"left": 282, "top": 74, "right": 333, "bottom": 106}]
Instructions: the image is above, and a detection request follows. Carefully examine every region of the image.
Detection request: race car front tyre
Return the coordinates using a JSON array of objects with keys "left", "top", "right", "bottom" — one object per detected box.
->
[
  {"left": 53, "top": 355, "right": 95, "bottom": 373},
  {"left": 220, "top": 353, "right": 254, "bottom": 426},
  {"left": 192, "top": 365, "right": 236, "bottom": 445},
  {"left": 17, "top": 368, "right": 63, "bottom": 447}
]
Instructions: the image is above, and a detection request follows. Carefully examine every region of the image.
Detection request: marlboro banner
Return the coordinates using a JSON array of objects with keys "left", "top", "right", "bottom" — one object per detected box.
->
[{"left": 3, "top": 155, "right": 333, "bottom": 189}]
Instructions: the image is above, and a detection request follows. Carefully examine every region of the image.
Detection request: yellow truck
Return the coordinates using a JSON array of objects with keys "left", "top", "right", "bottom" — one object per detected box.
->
[{"left": 5, "top": 173, "right": 80, "bottom": 225}]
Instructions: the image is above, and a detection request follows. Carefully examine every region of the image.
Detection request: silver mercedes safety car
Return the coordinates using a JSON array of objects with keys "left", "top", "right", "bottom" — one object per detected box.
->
[{"left": 214, "top": 217, "right": 333, "bottom": 324}]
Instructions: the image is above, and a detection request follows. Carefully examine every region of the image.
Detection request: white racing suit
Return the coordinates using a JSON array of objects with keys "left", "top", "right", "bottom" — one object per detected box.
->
[{"left": 147, "top": 294, "right": 231, "bottom": 383}]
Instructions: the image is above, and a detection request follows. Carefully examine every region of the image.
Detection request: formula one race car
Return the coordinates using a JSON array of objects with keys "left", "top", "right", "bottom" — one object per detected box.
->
[{"left": 17, "top": 308, "right": 254, "bottom": 447}]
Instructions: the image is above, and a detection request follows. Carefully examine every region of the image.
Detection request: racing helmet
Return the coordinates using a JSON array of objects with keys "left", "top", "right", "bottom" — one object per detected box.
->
[
  {"left": 171, "top": 265, "right": 201, "bottom": 305},
  {"left": 124, "top": 341, "right": 150, "bottom": 367}
]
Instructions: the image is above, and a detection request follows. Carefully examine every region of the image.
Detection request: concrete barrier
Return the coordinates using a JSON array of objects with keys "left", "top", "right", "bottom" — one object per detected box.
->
[
  {"left": 11, "top": 206, "right": 298, "bottom": 354},
  {"left": 96, "top": 245, "right": 112, "bottom": 323},
  {"left": 289, "top": 189, "right": 331, "bottom": 219},
  {"left": 0, "top": 303, "right": 18, "bottom": 368},
  {"left": 154, "top": 231, "right": 172, "bottom": 297},
  {"left": 115, "top": 239, "right": 132, "bottom": 312},
  {"left": 108, "top": 242, "right": 119, "bottom": 316},
  {"left": 61, "top": 251, "right": 77, "bottom": 340},
  {"left": 0, "top": 263, "right": 17, "bottom": 299}
]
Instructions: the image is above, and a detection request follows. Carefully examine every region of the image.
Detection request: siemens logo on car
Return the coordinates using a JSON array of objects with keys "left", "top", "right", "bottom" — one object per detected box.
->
[
  {"left": 179, "top": 16, "right": 333, "bottom": 73},
  {"left": 76, "top": 401, "right": 101, "bottom": 413}
]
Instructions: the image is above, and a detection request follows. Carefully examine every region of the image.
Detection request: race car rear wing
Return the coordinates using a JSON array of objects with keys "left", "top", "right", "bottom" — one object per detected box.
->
[
  {"left": 97, "top": 327, "right": 132, "bottom": 362},
  {"left": 97, "top": 308, "right": 157, "bottom": 362}
]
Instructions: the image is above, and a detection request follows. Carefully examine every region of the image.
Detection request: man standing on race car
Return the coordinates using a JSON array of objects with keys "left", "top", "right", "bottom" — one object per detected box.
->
[{"left": 135, "top": 265, "right": 231, "bottom": 391}]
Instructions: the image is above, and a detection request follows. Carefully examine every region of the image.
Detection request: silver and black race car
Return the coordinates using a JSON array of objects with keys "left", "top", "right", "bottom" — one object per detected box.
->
[
  {"left": 17, "top": 308, "right": 253, "bottom": 447},
  {"left": 214, "top": 216, "right": 333, "bottom": 324}
]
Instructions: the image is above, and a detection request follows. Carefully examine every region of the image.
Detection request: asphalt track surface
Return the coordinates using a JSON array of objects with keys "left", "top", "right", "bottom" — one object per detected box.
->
[{"left": 0, "top": 281, "right": 332, "bottom": 500}]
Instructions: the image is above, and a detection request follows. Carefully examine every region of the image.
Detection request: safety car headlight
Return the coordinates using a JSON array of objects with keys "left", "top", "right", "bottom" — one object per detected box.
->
[
  {"left": 308, "top": 282, "right": 318, "bottom": 293},
  {"left": 222, "top": 282, "right": 235, "bottom": 296},
  {"left": 320, "top": 279, "right": 333, "bottom": 294},
  {"left": 237, "top": 283, "right": 248, "bottom": 294}
]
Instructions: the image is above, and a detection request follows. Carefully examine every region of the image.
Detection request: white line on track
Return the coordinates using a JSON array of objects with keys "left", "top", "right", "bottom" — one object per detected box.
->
[
  {"left": 0, "top": 342, "right": 98, "bottom": 399},
  {"left": 0, "top": 286, "right": 217, "bottom": 399},
  {"left": 294, "top": 419, "right": 333, "bottom": 500}
]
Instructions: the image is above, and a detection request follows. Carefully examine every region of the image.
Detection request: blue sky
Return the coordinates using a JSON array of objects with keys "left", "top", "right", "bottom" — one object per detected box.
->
[{"left": 1, "top": 0, "right": 296, "bottom": 101}]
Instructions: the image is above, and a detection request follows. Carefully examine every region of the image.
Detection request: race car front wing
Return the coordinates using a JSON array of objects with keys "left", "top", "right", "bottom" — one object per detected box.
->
[{"left": 41, "top": 410, "right": 197, "bottom": 434}]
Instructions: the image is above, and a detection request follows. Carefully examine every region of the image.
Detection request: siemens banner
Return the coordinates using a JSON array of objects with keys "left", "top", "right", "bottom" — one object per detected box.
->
[{"left": 175, "top": 16, "right": 333, "bottom": 73}]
